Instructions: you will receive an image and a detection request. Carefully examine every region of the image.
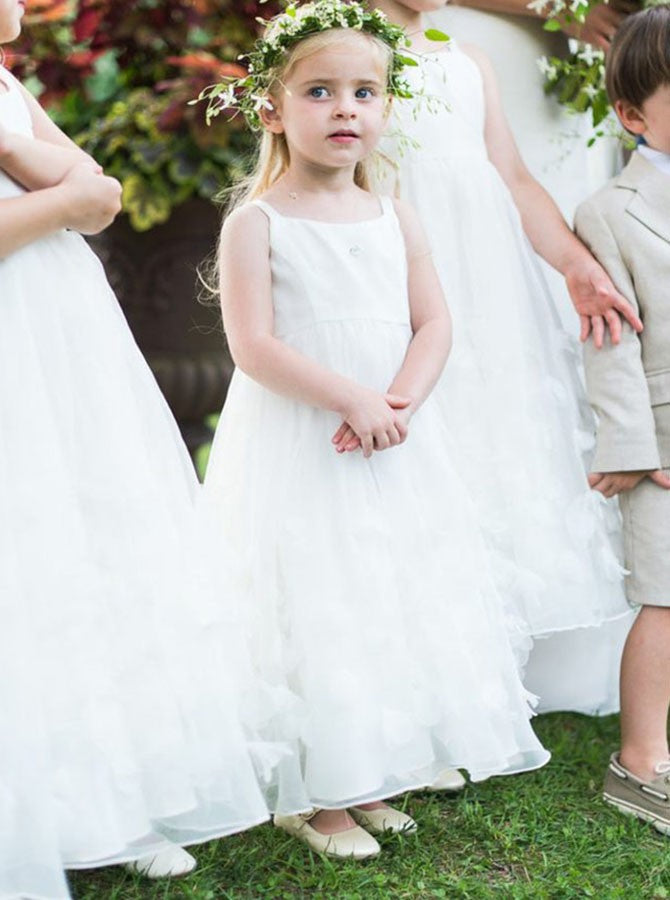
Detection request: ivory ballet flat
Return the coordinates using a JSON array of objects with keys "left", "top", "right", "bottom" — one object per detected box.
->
[
  {"left": 427, "top": 767, "right": 466, "bottom": 793},
  {"left": 274, "top": 813, "right": 381, "bottom": 859},
  {"left": 349, "top": 804, "right": 417, "bottom": 835},
  {"left": 124, "top": 842, "right": 197, "bottom": 878}
]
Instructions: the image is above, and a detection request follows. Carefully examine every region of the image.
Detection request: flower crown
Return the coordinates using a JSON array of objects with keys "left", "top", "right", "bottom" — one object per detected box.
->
[{"left": 195, "top": 0, "right": 421, "bottom": 130}]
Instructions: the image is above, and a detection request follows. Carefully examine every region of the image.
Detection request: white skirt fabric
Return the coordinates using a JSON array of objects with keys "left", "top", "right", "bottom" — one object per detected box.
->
[
  {"left": 0, "top": 228, "right": 268, "bottom": 900},
  {"left": 204, "top": 309, "right": 550, "bottom": 814}
]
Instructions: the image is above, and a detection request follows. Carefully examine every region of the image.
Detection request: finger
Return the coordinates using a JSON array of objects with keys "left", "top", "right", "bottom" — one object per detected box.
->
[
  {"left": 336, "top": 427, "right": 357, "bottom": 452},
  {"left": 374, "top": 431, "right": 391, "bottom": 451},
  {"left": 345, "top": 437, "right": 361, "bottom": 452},
  {"left": 588, "top": 472, "right": 605, "bottom": 489},
  {"left": 397, "top": 421, "right": 409, "bottom": 443},
  {"left": 591, "top": 316, "right": 605, "bottom": 349},
  {"left": 335, "top": 426, "right": 356, "bottom": 449},
  {"left": 604, "top": 309, "right": 622, "bottom": 346},
  {"left": 387, "top": 425, "right": 401, "bottom": 447},
  {"left": 361, "top": 434, "right": 373, "bottom": 459},
  {"left": 579, "top": 315, "right": 591, "bottom": 343},
  {"left": 650, "top": 471, "right": 670, "bottom": 490},
  {"left": 385, "top": 393, "right": 411, "bottom": 409},
  {"left": 612, "top": 297, "right": 643, "bottom": 333},
  {"left": 332, "top": 422, "right": 348, "bottom": 444}
]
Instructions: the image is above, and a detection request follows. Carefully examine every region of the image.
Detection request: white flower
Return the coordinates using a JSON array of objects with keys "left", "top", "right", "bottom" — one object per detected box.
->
[
  {"left": 537, "top": 56, "right": 558, "bottom": 79},
  {"left": 577, "top": 44, "right": 604, "bottom": 66},
  {"left": 582, "top": 84, "right": 598, "bottom": 99}
]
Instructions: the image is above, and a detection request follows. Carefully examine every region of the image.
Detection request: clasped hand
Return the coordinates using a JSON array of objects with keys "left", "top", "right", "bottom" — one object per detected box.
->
[
  {"left": 589, "top": 469, "right": 670, "bottom": 498},
  {"left": 331, "top": 390, "right": 412, "bottom": 458}
]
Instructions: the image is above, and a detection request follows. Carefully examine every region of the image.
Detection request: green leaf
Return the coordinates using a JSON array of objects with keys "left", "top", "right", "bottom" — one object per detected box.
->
[
  {"left": 122, "top": 174, "right": 171, "bottom": 232},
  {"left": 396, "top": 54, "right": 419, "bottom": 67},
  {"left": 544, "top": 18, "right": 563, "bottom": 30},
  {"left": 85, "top": 50, "right": 121, "bottom": 103},
  {"left": 424, "top": 28, "right": 450, "bottom": 42}
]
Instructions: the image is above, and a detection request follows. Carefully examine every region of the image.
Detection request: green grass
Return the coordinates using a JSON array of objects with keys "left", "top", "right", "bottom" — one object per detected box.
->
[{"left": 68, "top": 713, "right": 670, "bottom": 899}]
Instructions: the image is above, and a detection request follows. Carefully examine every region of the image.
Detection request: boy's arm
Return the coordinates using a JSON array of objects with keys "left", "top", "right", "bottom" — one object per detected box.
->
[
  {"left": 0, "top": 125, "right": 97, "bottom": 191},
  {"left": 575, "top": 199, "right": 661, "bottom": 473}
]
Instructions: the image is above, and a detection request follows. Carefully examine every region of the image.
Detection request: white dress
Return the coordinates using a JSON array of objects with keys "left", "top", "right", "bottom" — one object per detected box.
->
[
  {"left": 202, "top": 195, "right": 550, "bottom": 814},
  {"left": 427, "top": 7, "right": 620, "bottom": 332},
  {"left": 382, "top": 46, "right": 633, "bottom": 713},
  {"left": 0, "top": 66, "right": 267, "bottom": 900}
]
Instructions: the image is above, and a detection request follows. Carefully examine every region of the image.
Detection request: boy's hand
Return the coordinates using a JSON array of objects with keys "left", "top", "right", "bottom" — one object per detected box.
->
[
  {"left": 564, "top": 257, "right": 643, "bottom": 348},
  {"left": 332, "top": 394, "right": 411, "bottom": 455},
  {"left": 588, "top": 469, "right": 670, "bottom": 498}
]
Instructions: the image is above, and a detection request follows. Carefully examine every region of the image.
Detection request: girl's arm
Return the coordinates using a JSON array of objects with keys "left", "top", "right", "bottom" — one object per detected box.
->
[
  {"left": 464, "top": 43, "right": 642, "bottom": 347},
  {"left": 220, "top": 204, "right": 410, "bottom": 458},
  {"left": 0, "top": 124, "right": 99, "bottom": 191},
  {"left": 385, "top": 199, "right": 451, "bottom": 409},
  {"left": 332, "top": 200, "right": 451, "bottom": 453},
  {"left": 0, "top": 164, "right": 122, "bottom": 258},
  {"left": 450, "top": 0, "right": 630, "bottom": 49}
]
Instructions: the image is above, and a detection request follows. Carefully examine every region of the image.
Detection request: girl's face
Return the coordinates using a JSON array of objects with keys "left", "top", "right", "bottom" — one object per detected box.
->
[
  {"left": 0, "top": 0, "right": 24, "bottom": 43},
  {"left": 264, "top": 33, "right": 389, "bottom": 174}
]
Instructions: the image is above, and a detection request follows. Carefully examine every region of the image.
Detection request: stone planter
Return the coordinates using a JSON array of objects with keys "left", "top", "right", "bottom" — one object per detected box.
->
[{"left": 88, "top": 197, "right": 232, "bottom": 467}]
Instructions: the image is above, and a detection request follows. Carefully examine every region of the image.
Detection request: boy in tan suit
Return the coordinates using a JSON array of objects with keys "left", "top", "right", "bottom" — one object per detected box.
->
[{"left": 575, "top": 5, "right": 670, "bottom": 833}]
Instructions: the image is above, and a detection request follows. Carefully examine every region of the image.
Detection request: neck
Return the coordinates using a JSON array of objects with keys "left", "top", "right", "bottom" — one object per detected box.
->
[
  {"left": 370, "top": 1, "right": 424, "bottom": 34},
  {"left": 281, "top": 158, "right": 360, "bottom": 197}
]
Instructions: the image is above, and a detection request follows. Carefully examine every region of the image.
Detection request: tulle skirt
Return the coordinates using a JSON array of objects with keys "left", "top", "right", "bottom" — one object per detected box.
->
[
  {"left": 0, "top": 230, "right": 268, "bottom": 900},
  {"left": 203, "top": 318, "right": 550, "bottom": 813}
]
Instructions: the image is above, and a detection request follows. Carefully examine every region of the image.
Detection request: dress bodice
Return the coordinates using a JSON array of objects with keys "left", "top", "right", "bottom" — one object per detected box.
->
[
  {"left": 389, "top": 44, "right": 488, "bottom": 167},
  {"left": 0, "top": 66, "right": 32, "bottom": 200},
  {"left": 252, "top": 197, "right": 410, "bottom": 338}
]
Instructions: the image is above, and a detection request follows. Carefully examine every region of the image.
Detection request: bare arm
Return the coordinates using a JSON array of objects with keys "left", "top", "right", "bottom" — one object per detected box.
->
[
  {"left": 451, "top": 0, "right": 631, "bottom": 48},
  {"left": 465, "top": 43, "right": 642, "bottom": 345},
  {"left": 332, "top": 200, "right": 450, "bottom": 454},
  {"left": 0, "top": 125, "right": 98, "bottom": 191},
  {"left": 220, "top": 204, "right": 410, "bottom": 458},
  {"left": 0, "top": 164, "right": 122, "bottom": 258},
  {"left": 385, "top": 199, "right": 451, "bottom": 412}
]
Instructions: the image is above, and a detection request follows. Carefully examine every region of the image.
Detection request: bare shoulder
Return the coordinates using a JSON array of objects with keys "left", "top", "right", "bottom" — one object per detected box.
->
[
  {"left": 459, "top": 42, "right": 494, "bottom": 77},
  {"left": 220, "top": 202, "right": 269, "bottom": 249}
]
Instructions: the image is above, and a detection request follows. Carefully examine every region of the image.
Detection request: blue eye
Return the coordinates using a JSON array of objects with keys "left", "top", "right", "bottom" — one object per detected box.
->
[
  {"left": 356, "top": 87, "right": 375, "bottom": 99},
  {"left": 309, "top": 86, "right": 329, "bottom": 98}
]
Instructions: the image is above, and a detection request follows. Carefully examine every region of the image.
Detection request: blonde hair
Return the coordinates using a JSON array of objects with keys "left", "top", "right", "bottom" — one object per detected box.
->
[{"left": 225, "top": 27, "right": 392, "bottom": 210}]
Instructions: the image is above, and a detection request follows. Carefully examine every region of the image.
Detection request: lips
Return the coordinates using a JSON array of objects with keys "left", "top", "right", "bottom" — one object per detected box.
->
[{"left": 328, "top": 130, "right": 359, "bottom": 143}]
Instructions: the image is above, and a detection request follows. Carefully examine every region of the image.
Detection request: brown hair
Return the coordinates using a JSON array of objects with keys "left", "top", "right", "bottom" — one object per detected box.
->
[{"left": 606, "top": 5, "right": 670, "bottom": 108}]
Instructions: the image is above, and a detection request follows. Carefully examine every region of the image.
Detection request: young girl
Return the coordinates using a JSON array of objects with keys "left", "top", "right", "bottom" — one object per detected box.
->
[
  {"left": 201, "top": 0, "right": 549, "bottom": 859},
  {"left": 0, "top": 2, "right": 268, "bottom": 896},
  {"left": 366, "top": 0, "right": 637, "bottom": 715}
]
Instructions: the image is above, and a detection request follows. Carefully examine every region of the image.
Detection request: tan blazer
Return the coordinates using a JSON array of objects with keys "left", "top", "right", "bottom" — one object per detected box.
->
[{"left": 575, "top": 151, "right": 670, "bottom": 473}]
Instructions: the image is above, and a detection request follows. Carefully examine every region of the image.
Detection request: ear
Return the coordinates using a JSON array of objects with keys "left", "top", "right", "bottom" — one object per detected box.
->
[
  {"left": 259, "top": 97, "right": 284, "bottom": 134},
  {"left": 615, "top": 99, "right": 647, "bottom": 137}
]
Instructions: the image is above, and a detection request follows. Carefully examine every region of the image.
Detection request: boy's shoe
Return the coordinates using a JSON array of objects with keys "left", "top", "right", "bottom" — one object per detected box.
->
[
  {"left": 603, "top": 752, "right": 670, "bottom": 835},
  {"left": 274, "top": 813, "right": 381, "bottom": 859},
  {"left": 349, "top": 804, "right": 417, "bottom": 835},
  {"left": 124, "top": 842, "right": 197, "bottom": 878}
]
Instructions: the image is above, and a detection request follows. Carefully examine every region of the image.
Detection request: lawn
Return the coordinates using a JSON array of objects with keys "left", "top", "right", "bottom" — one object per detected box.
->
[{"left": 69, "top": 712, "right": 670, "bottom": 899}]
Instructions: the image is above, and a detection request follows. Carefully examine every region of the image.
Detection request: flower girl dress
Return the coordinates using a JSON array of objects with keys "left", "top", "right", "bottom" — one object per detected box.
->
[
  {"left": 202, "top": 195, "right": 550, "bottom": 815},
  {"left": 382, "top": 44, "right": 634, "bottom": 712},
  {"left": 0, "top": 65, "right": 267, "bottom": 900}
]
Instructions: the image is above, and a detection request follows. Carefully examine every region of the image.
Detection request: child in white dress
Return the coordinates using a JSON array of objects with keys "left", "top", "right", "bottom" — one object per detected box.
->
[
  {"left": 369, "top": 0, "right": 637, "bottom": 715},
  {"left": 201, "top": 0, "right": 549, "bottom": 860},
  {"left": 0, "top": 2, "right": 267, "bottom": 896}
]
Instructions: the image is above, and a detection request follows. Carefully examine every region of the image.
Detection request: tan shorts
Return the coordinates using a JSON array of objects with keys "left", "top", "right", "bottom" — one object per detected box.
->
[{"left": 619, "top": 468, "right": 670, "bottom": 606}]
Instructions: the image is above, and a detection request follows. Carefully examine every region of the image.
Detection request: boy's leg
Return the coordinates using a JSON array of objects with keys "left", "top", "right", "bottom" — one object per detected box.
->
[{"left": 619, "top": 605, "right": 670, "bottom": 780}]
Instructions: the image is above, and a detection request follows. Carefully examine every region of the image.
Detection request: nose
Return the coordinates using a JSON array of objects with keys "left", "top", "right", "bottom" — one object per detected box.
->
[{"left": 333, "top": 93, "right": 357, "bottom": 119}]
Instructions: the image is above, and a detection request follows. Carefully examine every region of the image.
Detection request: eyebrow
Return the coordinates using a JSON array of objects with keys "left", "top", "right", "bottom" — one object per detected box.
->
[{"left": 298, "top": 76, "right": 384, "bottom": 87}]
